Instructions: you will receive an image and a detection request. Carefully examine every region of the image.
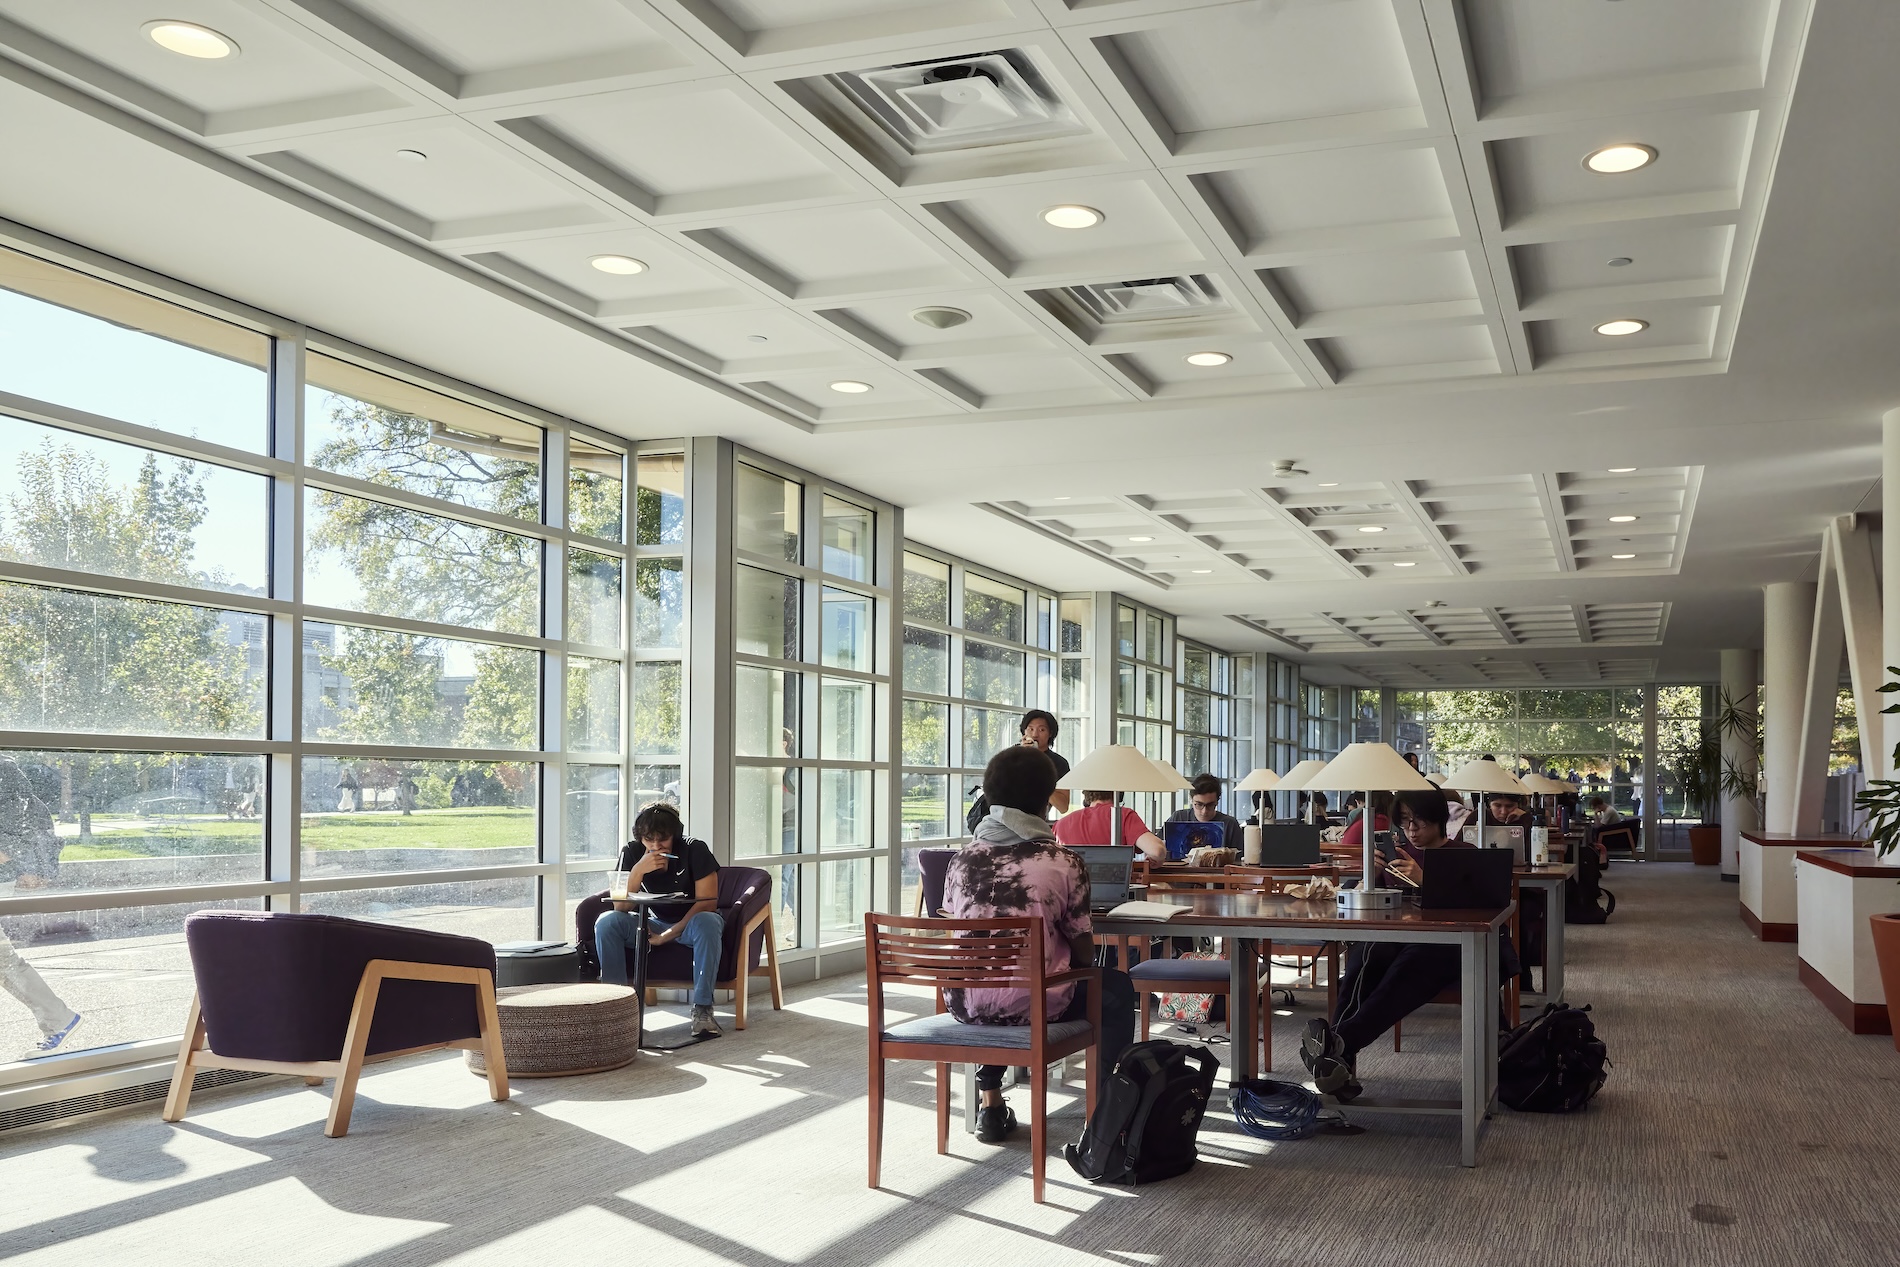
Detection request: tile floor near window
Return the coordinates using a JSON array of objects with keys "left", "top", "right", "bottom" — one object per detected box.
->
[{"left": 5, "top": 865, "right": 1899, "bottom": 1266}]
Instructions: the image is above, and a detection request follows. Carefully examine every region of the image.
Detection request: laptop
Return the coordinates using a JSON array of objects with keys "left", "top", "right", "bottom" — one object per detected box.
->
[
  {"left": 1163, "top": 819, "right": 1227, "bottom": 861},
  {"left": 1418, "top": 848, "right": 1514, "bottom": 910},
  {"left": 1257, "top": 823, "right": 1323, "bottom": 866},
  {"left": 1482, "top": 825, "right": 1528, "bottom": 865},
  {"left": 1072, "top": 845, "right": 1138, "bottom": 912}
]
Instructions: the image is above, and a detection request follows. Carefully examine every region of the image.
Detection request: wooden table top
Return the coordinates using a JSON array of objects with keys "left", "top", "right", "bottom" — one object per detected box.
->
[{"left": 1098, "top": 889, "right": 1514, "bottom": 933}]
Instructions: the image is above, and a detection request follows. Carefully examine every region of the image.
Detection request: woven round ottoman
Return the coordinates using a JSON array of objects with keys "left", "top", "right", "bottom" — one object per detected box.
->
[{"left": 465, "top": 982, "right": 640, "bottom": 1079}]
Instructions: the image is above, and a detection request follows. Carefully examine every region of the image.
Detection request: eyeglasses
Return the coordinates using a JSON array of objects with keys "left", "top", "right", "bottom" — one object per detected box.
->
[{"left": 1191, "top": 798, "right": 1220, "bottom": 809}]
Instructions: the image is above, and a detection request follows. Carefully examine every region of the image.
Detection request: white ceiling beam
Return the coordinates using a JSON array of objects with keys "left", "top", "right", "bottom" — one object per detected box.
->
[
  {"left": 1573, "top": 604, "right": 1594, "bottom": 645},
  {"left": 1111, "top": 494, "right": 1267, "bottom": 582},
  {"left": 1533, "top": 473, "right": 1577, "bottom": 572},
  {"left": 1313, "top": 612, "right": 1381, "bottom": 650},
  {"left": 1396, "top": 609, "right": 1450, "bottom": 648},
  {"left": 1385, "top": 480, "right": 1469, "bottom": 575},
  {"left": 1484, "top": 608, "right": 1521, "bottom": 646},
  {"left": 1242, "top": 488, "right": 1368, "bottom": 581}
]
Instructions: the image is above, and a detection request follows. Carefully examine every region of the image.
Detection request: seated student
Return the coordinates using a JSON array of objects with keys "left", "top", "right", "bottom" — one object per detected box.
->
[
  {"left": 594, "top": 803, "right": 725, "bottom": 1039},
  {"left": 1486, "top": 794, "right": 1530, "bottom": 827},
  {"left": 1339, "top": 790, "right": 1395, "bottom": 848},
  {"left": 1296, "top": 791, "right": 1334, "bottom": 829},
  {"left": 945, "top": 746, "right": 1137, "bottom": 1143},
  {"left": 1302, "top": 789, "right": 1518, "bottom": 1100},
  {"left": 1588, "top": 796, "right": 1623, "bottom": 826},
  {"left": 1054, "top": 790, "right": 1167, "bottom": 861},
  {"left": 1165, "top": 774, "right": 1244, "bottom": 840}
]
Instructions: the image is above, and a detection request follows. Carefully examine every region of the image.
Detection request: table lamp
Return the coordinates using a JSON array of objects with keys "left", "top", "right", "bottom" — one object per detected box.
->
[
  {"left": 1056, "top": 745, "right": 1183, "bottom": 851},
  {"left": 1308, "top": 742, "right": 1435, "bottom": 910},
  {"left": 1236, "top": 767, "right": 1281, "bottom": 791},
  {"left": 1274, "top": 758, "right": 1331, "bottom": 824},
  {"left": 1441, "top": 758, "right": 1530, "bottom": 841}
]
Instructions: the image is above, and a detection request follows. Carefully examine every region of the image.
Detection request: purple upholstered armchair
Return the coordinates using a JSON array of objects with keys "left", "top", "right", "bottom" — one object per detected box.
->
[
  {"left": 162, "top": 910, "right": 509, "bottom": 1137},
  {"left": 575, "top": 866, "right": 783, "bottom": 1028}
]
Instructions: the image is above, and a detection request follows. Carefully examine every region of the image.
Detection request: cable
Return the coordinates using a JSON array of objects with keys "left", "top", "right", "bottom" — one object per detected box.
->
[{"left": 1231, "top": 1078, "right": 1323, "bottom": 1141}]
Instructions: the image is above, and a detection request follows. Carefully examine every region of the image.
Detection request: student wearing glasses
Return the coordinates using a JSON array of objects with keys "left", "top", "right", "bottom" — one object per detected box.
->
[{"left": 1164, "top": 774, "right": 1244, "bottom": 841}]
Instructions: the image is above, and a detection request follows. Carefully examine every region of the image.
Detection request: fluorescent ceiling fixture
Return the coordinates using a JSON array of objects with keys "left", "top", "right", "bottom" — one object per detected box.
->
[
  {"left": 1584, "top": 144, "right": 1656, "bottom": 174},
  {"left": 1185, "top": 351, "right": 1231, "bottom": 367},
  {"left": 1595, "top": 318, "right": 1648, "bottom": 336},
  {"left": 1393, "top": 561, "right": 1417, "bottom": 568},
  {"left": 145, "top": 20, "right": 237, "bottom": 58},
  {"left": 1041, "top": 204, "right": 1103, "bottom": 229},
  {"left": 1607, "top": 467, "right": 1637, "bottom": 473},
  {"left": 1128, "top": 535, "right": 1154, "bottom": 542},
  {"left": 589, "top": 255, "right": 646, "bottom": 275},
  {"left": 829, "top": 381, "right": 873, "bottom": 394},
  {"left": 1609, "top": 514, "right": 1639, "bottom": 523},
  {"left": 1357, "top": 525, "right": 1386, "bottom": 534},
  {"left": 1612, "top": 553, "right": 1637, "bottom": 560}
]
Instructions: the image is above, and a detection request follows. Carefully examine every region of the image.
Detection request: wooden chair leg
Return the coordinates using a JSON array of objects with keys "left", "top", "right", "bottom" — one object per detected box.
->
[
  {"left": 1029, "top": 1060, "right": 1048, "bottom": 1204},
  {"left": 474, "top": 970, "right": 508, "bottom": 1103},
  {"left": 326, "top": 965, "right": 386, "bottom": 1138},
  {"left": 161, "top": 993, "right": 205, "bottom": 1124},
  {"left": 935, "top": 1062, "right": 950, "bottom": 1154},
  {"left": 735, "top": 974, "right": 750, "bottom": 1031},
  {"left": 1139, "top": 990, "right": 1151, "bottom": 1041},
  {"left": 765, "top": 909, "right": 785, "bottom": 1010},
  {"left": 1084, "top": 1044, "right": 1098, "bottom": 1119},
  {"left": 868, "top": 1053, "right": 885, "bottom": 1189}
]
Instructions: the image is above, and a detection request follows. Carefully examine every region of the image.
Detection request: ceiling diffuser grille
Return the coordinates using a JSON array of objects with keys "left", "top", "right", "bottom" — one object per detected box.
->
[
  {"left": 827, "top": 51, "right": 1087, "bottom": 154},
  {"left": 1063, "top": 275, "right": 1229, "bottom": 324}
]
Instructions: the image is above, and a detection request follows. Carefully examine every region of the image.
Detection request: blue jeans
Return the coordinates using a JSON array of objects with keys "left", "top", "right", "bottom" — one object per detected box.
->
[{"left": 595, "top": 909, "right": 724, "bottom": 1007}]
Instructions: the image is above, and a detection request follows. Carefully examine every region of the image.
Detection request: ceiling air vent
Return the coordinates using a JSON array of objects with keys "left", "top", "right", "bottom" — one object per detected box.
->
[
  {"left": 1063, "top": 275, "right": 1230, "bottom": 325},
  {"left": 827, "top": 50, "right": 1088, "bottom": 154}
]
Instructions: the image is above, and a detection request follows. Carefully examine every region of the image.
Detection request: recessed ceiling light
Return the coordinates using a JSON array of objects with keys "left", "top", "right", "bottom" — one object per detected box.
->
[
  {"left": 1052, "top": 496, "right": 1070, "bottom": 501},
  {"left": 1607, "top": 257, "right": 1633, "bottom": 267},
  {"left": 1394, "top": 561, "right": 1417, "bottom": 568},
  {"left": 829, "top": 380, "right": 872, "bottom": 394},
  {"left": 1595, "top": 318, "right": 1648, "bottom": 337},
  {"left": 1191, "top": 568, "right": 1213, "bottom": 574},
  {"left": 1357, "top": 525, "right": 1386, "bottom": 534},
  {"left": 1612, "top": 553, "right": 1637, "bottom": 560},
  {"left": 911, "top": 306, "right": 972, "bottom": 329},
  {"left": 395, "top": 148, "right": 428, "bottom": 163},
  {"left": 1607, "top": 467, "right": 1637, "bottom": 473},
  {"left": 1185, "top": 351, "right": 1231, "bottom": 367},
  {"left": 1041, "top": 204, "right": 1104, "bottom": 230},
  {"left": 1609, "top": 514, "right": 1639, "bottom": 523},
  {"left": 1318, "top": 482, "right": 1339, "bottom": 487},
  {"left": 1584, "top": 144, "right": 1656, "bottom": 174},
  {"left": 1128, "top": 535, "right": 1154, "bottom": 543},
  {"left": 144, "top": 20, "right": 237, "bottom": 58},
  {"left": 589, "top": 254, "right": 646, "bottom": 275}
]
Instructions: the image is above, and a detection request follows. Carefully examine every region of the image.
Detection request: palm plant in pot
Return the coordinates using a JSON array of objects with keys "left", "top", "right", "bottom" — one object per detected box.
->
[
  {"left": 1668, "top": 730, "right": 1723, "bottom": 865},
  {"left": 1853, "top": 665, "right": 1900, "bottom": 1048}
]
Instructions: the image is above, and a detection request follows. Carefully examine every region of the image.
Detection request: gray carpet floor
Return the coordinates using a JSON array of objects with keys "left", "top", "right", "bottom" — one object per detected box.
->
[{"left": 4, "top": 863, "right": 1899, "bottom": 1266}]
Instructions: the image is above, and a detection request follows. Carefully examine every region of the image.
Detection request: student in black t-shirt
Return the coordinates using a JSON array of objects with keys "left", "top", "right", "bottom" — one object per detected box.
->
[{"left": 595, "top": 803, "right": 725, "bottom": 1038}]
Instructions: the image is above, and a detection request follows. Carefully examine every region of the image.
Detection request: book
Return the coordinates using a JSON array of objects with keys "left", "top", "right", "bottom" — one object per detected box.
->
[{"left": 1105, "top": 900, "right": 1189, "bottom": 920}]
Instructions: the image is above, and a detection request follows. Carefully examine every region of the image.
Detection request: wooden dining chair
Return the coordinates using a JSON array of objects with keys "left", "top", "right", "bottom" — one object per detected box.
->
[
  {"left": 1128, "top": 872, "right": 1275, "bottom": 1068},
  {"left": 865, "top": 913, "right": 1101, "bottom": 1204}
]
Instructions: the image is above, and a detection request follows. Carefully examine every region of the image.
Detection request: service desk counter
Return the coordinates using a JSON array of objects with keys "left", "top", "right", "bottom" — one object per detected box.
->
[
  {"left": 1795, "top": 848, "right": 1900, "bottom": 1035},
  {"left": 1741, "top": 830, "right": 1860, "bottom": 941}
]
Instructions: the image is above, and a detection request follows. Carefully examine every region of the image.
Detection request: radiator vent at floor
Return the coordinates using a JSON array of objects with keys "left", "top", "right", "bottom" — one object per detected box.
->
[{"left": 0, "top": 1068, "right": 266, "bottom": 1135}]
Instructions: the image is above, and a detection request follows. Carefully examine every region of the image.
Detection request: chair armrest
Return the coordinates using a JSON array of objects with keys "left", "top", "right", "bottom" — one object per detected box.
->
[{"left": 1043, "top": 967, "right": 1102, "bottom": 989}]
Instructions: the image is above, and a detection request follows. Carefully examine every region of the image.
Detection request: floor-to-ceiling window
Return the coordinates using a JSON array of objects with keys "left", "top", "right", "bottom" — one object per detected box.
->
[
  {"left": 1175, "top": 640, "right": 1235, "bottom": 808},
  {"left": 730, "top": 454, "right": 891, "bottom": 954},
  {"left": 1115, "top": 600, "right": 1174, "bottom": 828},
  {"left": 0, "top": 244, "right": 649, "bottom": 1071},
  {"left": 1419, "top": 687, "right": 1647, "bottom": 822}
]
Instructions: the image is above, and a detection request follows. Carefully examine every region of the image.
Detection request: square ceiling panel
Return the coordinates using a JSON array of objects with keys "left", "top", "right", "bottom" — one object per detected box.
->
[
  {"left": 1028, "top": 272, "right": 1261, "bottom": 348},
  {"left": 1489, "top": 111, "right": 1758, "bottom": 234},
  {"left": 1107, "top": 341, "right": 1301, "bottom": 399},
  {"left": 256, "top": 124, "right": 605, "bottom": 242},
  {"left": 629, "top": 308, "right": 849, "bottom": 376},
  {"left": 922, "top": 356, "right": 1120, "bottom": 410},
  {"left": 1313, "top": 324, "right": 1499, "bottom": 382},
  {"left": 923, "top": 175, "right": 1203, "bottom": 281},
  {"left": 1527, "top": 306, "right": 1718, "bottom": 371},
  {"left": 1096, "top": 0, "right": 1424, "bottom": 156},
  {"left": 469, "top": 229, "right": 754, "bottom": 321},
  {"left": 1266, "top": 249, "right": 1482, "bottom": 331},
  {"left": 340, "top": 0, "right": 700, "bottom": 98},
  {"left": 816, "top": 292, "right": 1057, "bottom": 361},
  {"left": 1511, "top": 224, "right": 1734, "bottom": 314},
  {"left": 499, "top": 85, "right": 858, "bottom": 217},
  {"left": 1191, "top": 146, "right": 1459, "bottom": 259},
  {"left": 0, "top": 0, "right": 407, "bottom": 135},
  {"left": 686, "top": 206, "right": 973, "bottom": 299},
  {"left": 751, "top": 366, "right": 957, "bottom": 421},
  {"left": 1463, "top": 0, "right": 1775, "bottom": 117}
]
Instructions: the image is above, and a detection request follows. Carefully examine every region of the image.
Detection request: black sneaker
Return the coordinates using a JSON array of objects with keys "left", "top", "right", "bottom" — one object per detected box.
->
[
  {"left": 1301, "top": 1019, "right": 1362, "bottom": 1101},
  {"left": 975, "top": 1103, "right": 1018, "bottom": 1144}
]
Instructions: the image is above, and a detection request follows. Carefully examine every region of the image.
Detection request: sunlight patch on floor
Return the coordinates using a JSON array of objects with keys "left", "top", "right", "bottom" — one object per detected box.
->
[
  {"left": 0, "top": 1131, "right": 268, "bottom": 1237},
  {"left": 533, "top": 1059, "right": 803, "bottom": 1154}
]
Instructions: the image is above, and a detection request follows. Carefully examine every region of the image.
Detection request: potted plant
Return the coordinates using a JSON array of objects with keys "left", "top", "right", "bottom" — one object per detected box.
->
[
  {"left": 1853, "top": 665, "right": 1900, "bottom": 1047},
  {"left": 1669, "top": 731, "right": 1722, "bottom": 865}
]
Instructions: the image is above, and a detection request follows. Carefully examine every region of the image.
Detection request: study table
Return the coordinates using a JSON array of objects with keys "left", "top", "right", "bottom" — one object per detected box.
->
[
  {"left": 1515, "top": 863, "right": 1576, "bottom": 1006},
  {"left": 1092, "top": 890, "right": 1513, "bottom": 1167}
]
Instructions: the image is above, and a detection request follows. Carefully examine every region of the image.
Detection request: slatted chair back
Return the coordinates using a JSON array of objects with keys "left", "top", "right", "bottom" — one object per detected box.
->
[{"left": 866, "top": 913, "right": 1044, "bottom": 1005}]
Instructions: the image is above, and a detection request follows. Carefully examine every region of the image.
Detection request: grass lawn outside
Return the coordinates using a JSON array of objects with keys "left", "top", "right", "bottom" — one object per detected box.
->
[{"left": 55, "top": 807, "right": 535, "bottom": 860}]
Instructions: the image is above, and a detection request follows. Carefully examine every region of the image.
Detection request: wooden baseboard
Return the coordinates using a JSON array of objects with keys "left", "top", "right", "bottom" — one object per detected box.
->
[
  {"left": 1798, "top": 958, "right": 1893, "bottom": 1035},
  {"left": 1739, "top": 903, "right": 1797, "bottom": 943}
]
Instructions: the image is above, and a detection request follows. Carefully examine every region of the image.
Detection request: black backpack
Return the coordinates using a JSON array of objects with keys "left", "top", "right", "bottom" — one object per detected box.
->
[
  {"left": 1498, "top": 1003, "right": 1609, "bottom": 1113},
  {"left": 1065, "top": 1041, "right": 1218, "bottom": 1185},
  {"left": 965, "top": 788, "right": 988, "bottom": 835},
  {"left": 1564, "top": 846, "right": 1616, "bottom": 924}
]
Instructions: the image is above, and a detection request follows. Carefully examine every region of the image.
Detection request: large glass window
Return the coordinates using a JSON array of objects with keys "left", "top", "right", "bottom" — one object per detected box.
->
[{"left": 0, "top": 243, "right": 659, "bottom": 1072}]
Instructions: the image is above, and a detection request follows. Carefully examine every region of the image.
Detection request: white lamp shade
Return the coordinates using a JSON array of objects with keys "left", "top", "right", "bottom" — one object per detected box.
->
[
  {"left": 1236, "top": 767, "right": 1281, "bottom": 791},
  {"left": 1055, "top": 744, "right": 1185, "bottom": 793},
  {"left": 1307, "top": 742, "right": 1436, "bottom": 793},
  {"left": 1150, "top": 758, "right": 1193, "bottom": 791},
  {"left": 1272, "top": 758, "right": 1330, "bottom": 791},
  {"left": 1426, "top": 771, "right": 1446, "bottom": 786},
  {"left": 1442, "top": 758, "right": 1530, "bottom": 795},
  {"left": 1521, "top": 773, "right": 1567, "bottom": 794}
]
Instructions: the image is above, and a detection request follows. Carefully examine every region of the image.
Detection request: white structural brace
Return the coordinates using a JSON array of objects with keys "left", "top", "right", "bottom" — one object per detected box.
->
[{"left": 1796, "top": 517, "right": 1884, "bottom": 832}]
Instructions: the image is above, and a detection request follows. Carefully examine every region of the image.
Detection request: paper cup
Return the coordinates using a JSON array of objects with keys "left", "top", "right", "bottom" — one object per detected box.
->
[
  {"left": 610, "top": 871, "right": 631, "bottom": 899},
  {"left": 1243, "top": 825, "right": 1264, "bottom": 864}
]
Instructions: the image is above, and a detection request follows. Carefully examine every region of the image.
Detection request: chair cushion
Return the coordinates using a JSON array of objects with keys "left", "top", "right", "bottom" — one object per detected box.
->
[
  {"left": 882, "top": 1011, "right": 1092, "bottom": 1050},
  {"left": 1129, "top": 957, "right": 1235, "bottom": 983}
]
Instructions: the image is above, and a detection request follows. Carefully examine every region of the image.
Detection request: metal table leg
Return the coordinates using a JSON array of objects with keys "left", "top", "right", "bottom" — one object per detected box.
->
[
  {"left": 632, "top": 914, "right": 651, "bottom": 1047},
  {"left": 1459, "top": 929, "right": 1484, "bottom": 1168},
  {"left": 1544, "top": 888, "right": 1566, "bottom": 1005}
]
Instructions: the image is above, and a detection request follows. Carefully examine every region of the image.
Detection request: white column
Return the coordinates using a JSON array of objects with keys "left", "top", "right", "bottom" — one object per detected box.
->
[
  {"left": 1719, "top": 648, "right": 1759, "bottom": 877},
  {"left": 1764, "top": 582, "right": 1815, "bottom": 833},
  {"left": 1884, "top": 408, "right": 1900, "bottom": 776}
]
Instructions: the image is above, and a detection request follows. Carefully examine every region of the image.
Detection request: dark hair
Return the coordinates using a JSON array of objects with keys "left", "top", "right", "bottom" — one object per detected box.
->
[
  {"left": 1189, "top": 773, "right": 1221, "bottom": 799},
  {"left": 1312, "top": 792, "right": 1329, "bottom": 810},
  {"left": 1019, "top": 709, "right": 1059, "bottom": 741},
  {"left": 1479, "top": 754, "right": 1496, "bottom": 762},
  {"left": 1394, "top": 789, "right": 1450, "bottom": 834},
  {"left": 1083, "top": 789, "right": 1114, "bottom": 806},
  {"left": 983, "top": 745, "right": 1057, "bottom": 816},
  {"left": 1403, "top": 752, "right": 1420, "bottom": 769},
  {"left": 632, "top": 801, "right": 685, "bottom": 846}
]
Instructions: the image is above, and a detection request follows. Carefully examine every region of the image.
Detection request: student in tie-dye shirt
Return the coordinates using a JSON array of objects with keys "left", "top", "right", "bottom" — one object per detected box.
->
[{"left": 943, "top": 745, "right": 1137, "bottom": 1144}]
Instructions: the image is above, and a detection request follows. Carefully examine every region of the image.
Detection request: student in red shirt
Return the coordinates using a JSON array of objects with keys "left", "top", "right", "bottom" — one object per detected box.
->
[{"left": 1053, "top": 791, "right": 1167, "bottom": 861}]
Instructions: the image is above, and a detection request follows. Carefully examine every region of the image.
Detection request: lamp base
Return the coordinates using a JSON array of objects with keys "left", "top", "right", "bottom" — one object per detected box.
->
[{"left": 1337, "top": 886, "right": 1403, "bottom": 910}]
